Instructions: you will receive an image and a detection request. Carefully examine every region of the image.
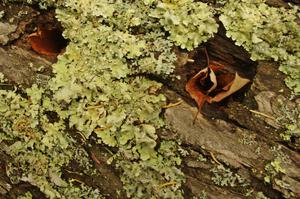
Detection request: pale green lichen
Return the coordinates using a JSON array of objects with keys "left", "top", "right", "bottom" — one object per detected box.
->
[
  {"left": 262, "top": 156, "right": 294, "bottom": 198},
  {"left": 277, "top": 99, "right": 300, "bottom": 141},
  {"left": 211, "top": 164, "right": 248, "bottom": 187},
  {"left": 220, "top": 0, "right": 300, "bottom": 94},
  {"left": 117, "top": 141, "right": 184, "bottom": 198},
  {"left": 264, "top": 158, "right": 286, "bottom": 183},
  {"left": 263, "top": 146, "right": 290, "bottom": 191},
  {"left": 197, "top": 154, "right": 207, "bottom": 162},
  {"left": 3, "top": 0, "right": 299, "bottom": 198},
  {"left": 238, "top": 133, "right": 257, "bottom": 146},
  {"left": 0, "top": 87, "right": 103, "bottom": 199},
  {"left": 192, "top": 191, "right": 207, "bottom": 199},
  {"left": 17, "top": 191, "right": 33, "bottom": 199},
  {"left": 0, "top": 10, "right": 5, "bottom": 19},
  {"left": 0, "top": 72, "right": 5, "bottom": 82},
  {"left": 2, "top": 0, "right": 202, "bottom": 197},
  {"left": 256, "top": 192, "right": 270, "bottom": 199},
  {"left": 262, "top": 146, "right": 295, "bottom": 198},
  {"left": 151, "top": 0, "right": 218, "bottom": 50},
  {"left": 46, "top": 1, "right": 193, "bottom": 197}
]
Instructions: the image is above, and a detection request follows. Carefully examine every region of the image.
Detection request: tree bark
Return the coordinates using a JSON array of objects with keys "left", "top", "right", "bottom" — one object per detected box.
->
[{"left": 1, "top": 1, "right": 299, "bottom": 199}]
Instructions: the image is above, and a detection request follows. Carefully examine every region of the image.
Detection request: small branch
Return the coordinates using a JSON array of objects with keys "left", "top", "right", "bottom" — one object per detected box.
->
[{"left": 249, "top": 110, "right": 276, "bottom": 120}]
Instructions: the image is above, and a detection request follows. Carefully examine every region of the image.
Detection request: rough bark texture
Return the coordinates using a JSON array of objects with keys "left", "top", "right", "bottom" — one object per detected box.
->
[{"left": 1, "top": 1, "right": 299, "bottom": 199}]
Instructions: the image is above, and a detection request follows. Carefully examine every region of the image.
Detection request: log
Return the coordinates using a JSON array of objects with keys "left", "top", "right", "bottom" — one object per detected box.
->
[{"left": 1, "top": 1, "right": 299, "bottom": 199}]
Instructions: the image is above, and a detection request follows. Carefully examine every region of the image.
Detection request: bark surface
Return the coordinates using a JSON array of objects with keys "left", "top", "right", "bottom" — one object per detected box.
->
[{"left": 0, "top": 1, "right": 299, "bottom": 199}]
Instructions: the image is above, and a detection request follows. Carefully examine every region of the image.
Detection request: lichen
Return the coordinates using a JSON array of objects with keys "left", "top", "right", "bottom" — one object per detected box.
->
[
  {"left": 150, "top": 0, "right": 218, "bottom": 50},
  {"left": 210, "top": 164, "right": 248, "bottom": 187},
  {"left": 276, "top": 99, "right": 300, "bottom": 142},
  {"left": 256, "top": 192, "right": 270, "bottom": 199},
  {"left": 2, "top": 0, "right": 299, "bottom": 198},
  {"left": 0, "top": 10, "right": 5, "bottom": 19},
  {"left": 220, "top": 0, "right": 300, "bottom": 94},
  {"left": 0, "top": 87, "right": 103, "bottom": 199},
  {"left": 264, "top": 157, "right": 286, "bottom": 183},
  {"left": 2, "top": 0, "right": 221, "bottom": 197},
  {"left": 17, "top": 191, "right": 33, "bottom": 199}
]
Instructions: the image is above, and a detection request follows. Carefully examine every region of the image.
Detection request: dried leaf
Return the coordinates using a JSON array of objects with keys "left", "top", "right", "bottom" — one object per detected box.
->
[
  {"left": 207, "top": 69, "right": 217, "bottom": 93},
  {"left": 215, "top": 73, "right": 235, "bottom": 89},
  {"left": 208, "top": 72, "right": 250, "bottom": 103},
  {"left": 208, "top": 60, "right": 225, "bottom": 71},
  {"left": 185, "top": 67, "right": 214, "bottom": 109},
  {"left": 186, "top": 65, "right": 250, "bottom": 111},
  {"left": 28, "top": 27, "right": 67, "bottom": 56}
]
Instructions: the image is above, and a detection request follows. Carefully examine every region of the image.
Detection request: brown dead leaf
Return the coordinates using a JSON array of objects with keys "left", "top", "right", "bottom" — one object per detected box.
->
[
  {"left": 208, "top": 72, "right": 250, "bottom": 103},
  {"left": 215, "top": 73, "right": 235, "bottom": 89},
  {"left": 186, "top": 65, "right": 250, "bottom": 111},
  {"left": 185, "top": 67, "right": 213, "bottom": 109},
  {"left": 28, "top": 26, "right": 67, "bottom": 56},
  {"left": 208, "top": 60, "right": 225, "bottom": 71}
]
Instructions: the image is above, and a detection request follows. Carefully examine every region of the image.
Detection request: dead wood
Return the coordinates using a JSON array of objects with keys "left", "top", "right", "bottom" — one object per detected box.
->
[{"left": 1, "top": 1, "right": 299, "bottom": 199}]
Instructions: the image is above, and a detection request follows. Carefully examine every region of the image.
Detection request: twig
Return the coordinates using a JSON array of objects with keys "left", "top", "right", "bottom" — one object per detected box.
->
[
  {"left": 249, "top": 110, "right": 276, "bottom": 120},
  {"left": 187, "top": 58, "right": 195, "bottom": 63},
  {"left": 162, "top": 99, "right": 183, "bottom": 108},
  {"left": 210, "top": 152, "right": 221, "bottom": 165},
  {"left": 158, "top": 181, "right": 177, "bottom": 189},
  {"left": 91, "top": 152, "right": 101, "bottom": 165},
  {"left": 77, "top": 132, "right": 87, "bottom": 142},
  {"left": 70, "top": 178, "right": 84, "bottom": 184},
  {"left": 86, "top": 105, "right": 102, "bottom": 109},
  {"left": 193, "top": 108, "right": 200, "bottom": 124},
  {"left": 104, "top": 147, "right": 114, "bottom": 156},
  {"left": 64, "top": 169, "right": 82, "bottom": 175},
  {"left": 204, "top": 47, "right": 210, "bottom": 66},
  {"left": 95, "top": 125, "right": 113, "bottom": 131}
]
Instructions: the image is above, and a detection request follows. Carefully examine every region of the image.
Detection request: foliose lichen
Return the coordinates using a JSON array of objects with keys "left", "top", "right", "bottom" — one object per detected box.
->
[
  {"left": 277, "top": 99, "right": 300, "bottom": 142},
  {"left": 2, "top": 0, "right": 299, "bottom": 198},
  {"left": 220, "top": 0, "right": 300, "bottom": 94},
  {"left": 0, "top": 87, "right": 103, "bottom": 199},
  {"left": 150, "top": 0, "right": 218, "bottom": 50},
  {"left": 2, "top": 0, "right": 220, "bottom": 197},
  {"left": 17, "top": 191, "right": 33, "bottom": 199},
  {"left": 264, "top": 157, "right": 286, "bottom": 184},
  {"left": 210, "top": 164, "right": 248, "bottom": 187}
]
